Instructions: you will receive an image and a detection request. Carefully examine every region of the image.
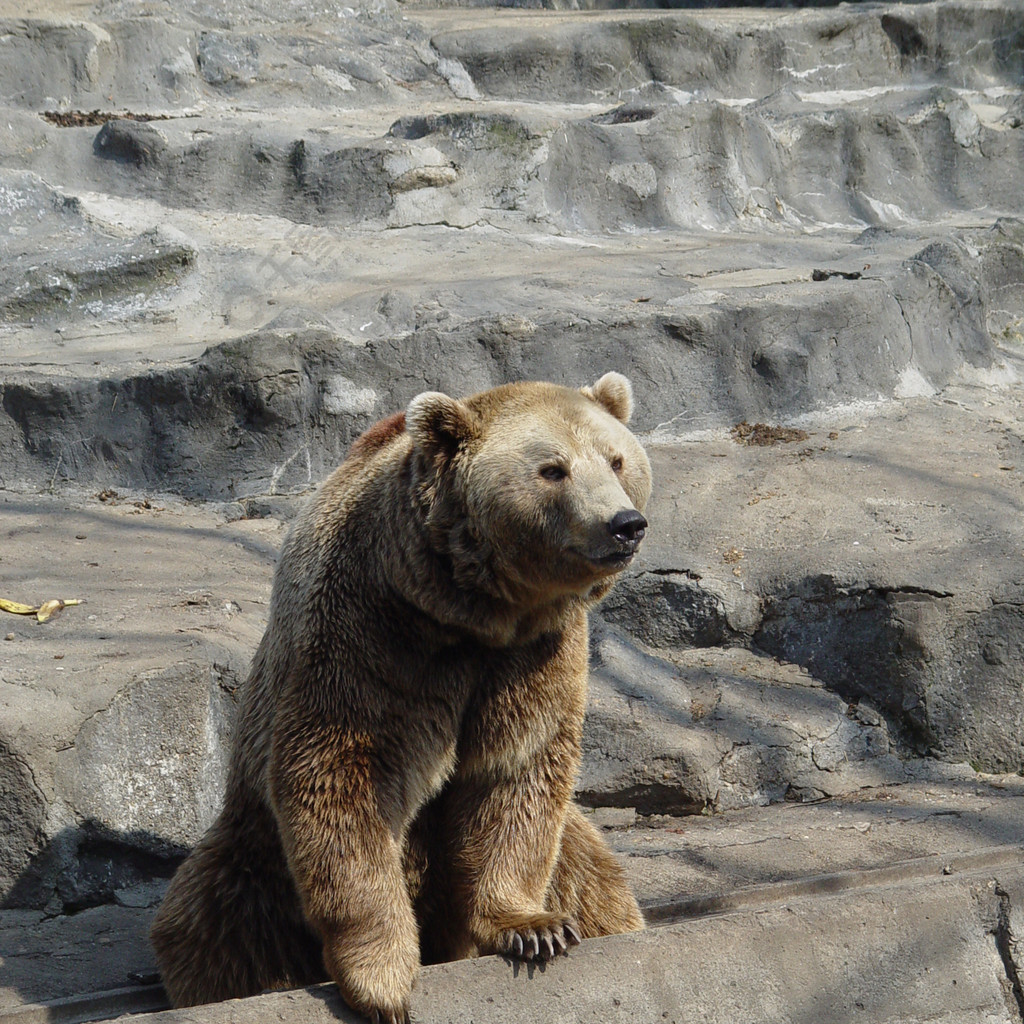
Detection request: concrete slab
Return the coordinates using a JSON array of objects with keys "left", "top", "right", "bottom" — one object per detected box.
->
[
  {"left": 30, "top": 854, "right": 1023, "bottom": 1024},
  {"left": 4, "top": 780, "right": 1024, "bottom": 1020}
]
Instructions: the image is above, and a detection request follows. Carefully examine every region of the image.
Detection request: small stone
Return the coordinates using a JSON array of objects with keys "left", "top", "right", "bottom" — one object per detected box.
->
[{"left": 587, "top": 806, "right": 637, "bottom": 829}]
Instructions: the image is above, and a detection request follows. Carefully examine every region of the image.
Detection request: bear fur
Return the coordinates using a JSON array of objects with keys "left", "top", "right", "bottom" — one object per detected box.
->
[{"left": 150, "top": 373, "right": 651, "bottom": 1024}]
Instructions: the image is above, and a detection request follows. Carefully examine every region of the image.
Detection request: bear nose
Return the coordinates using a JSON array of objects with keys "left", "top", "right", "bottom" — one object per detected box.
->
[{"left": 609, "top": 509, "right": 647, "bottom": 545}]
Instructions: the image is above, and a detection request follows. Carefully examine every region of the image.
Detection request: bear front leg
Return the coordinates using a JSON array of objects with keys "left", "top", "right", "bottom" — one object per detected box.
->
[
  {"left": 443, "top": 744, "right": 583, "bottom": 964},
  {"left": 547, "top": 803, "right": 645, "bottom": 937},
  {"left": 434, "top": 622, "right": 595, "bottom": 965},
  {"left": 270, "top": 728, "right": 419, "bottom": 1024}
]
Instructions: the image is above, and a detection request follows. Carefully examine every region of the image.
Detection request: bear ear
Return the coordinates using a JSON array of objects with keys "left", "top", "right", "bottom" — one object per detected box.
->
[
  {"left": 406, "top": 391, "right": 474, "bottom": 461},
  {"left": 582, "top": 372, "right": 633, "bottom": 424}
]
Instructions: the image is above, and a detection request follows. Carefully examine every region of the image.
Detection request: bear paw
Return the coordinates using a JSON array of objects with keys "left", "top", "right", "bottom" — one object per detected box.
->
[{"left": 496, "top": 914, "right": 582, "bottom": 962}]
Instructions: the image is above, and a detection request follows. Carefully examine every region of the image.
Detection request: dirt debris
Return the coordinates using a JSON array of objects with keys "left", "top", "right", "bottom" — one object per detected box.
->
[
  {"left": 731, "top": 422, "right": 810, "bottom": 446},
  {"left": 41, "top": 110, "right": 173, "bottom": 127}
]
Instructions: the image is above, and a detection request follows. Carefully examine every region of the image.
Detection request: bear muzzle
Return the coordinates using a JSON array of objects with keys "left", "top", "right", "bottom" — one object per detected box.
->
[
  {"left": 609, "top": 509, "right": 647, "bottom": 546},
  {"left": 581, "top": 508, "right": 648, "bottom": 570}
]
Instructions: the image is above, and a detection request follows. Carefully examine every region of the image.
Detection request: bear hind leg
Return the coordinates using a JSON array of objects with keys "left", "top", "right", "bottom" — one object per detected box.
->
[{"left": 151, "top": 810, "right": 324, "bottom": 1006}]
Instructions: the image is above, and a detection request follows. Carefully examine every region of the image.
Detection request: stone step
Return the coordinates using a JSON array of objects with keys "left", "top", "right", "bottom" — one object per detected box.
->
[
  {"left": 4, "top": 778, "right": 1024, "bottom": 1018},
  {"left": 4, "top": 187, "right": 1020, "bottom": 498},
  {"left": 10, "top": 846, "right": 1024, "bottom": 1024},
  {"left": 11, "top": 83, "right": 1021, "bottom": 232},
  {"left": 3, "top": 3, "right": 1019, "bottom": 112},
  {"left": 0, "top": 6, "right": 435, "bottom": 113},
  {"left": 189, "top": 856, "right": 1022, "bottom": 1024},
  {"left": 423, "top": 3, "right": 1024, "bottom": 102}
]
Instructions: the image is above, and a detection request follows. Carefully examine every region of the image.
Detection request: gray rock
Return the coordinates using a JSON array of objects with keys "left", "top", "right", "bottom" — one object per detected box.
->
[
  {"left": 600, "top": 569, "right": 761, "bottom": 648},
  {"left": 580, "top": 629, "right": 907, "bottom": 814},
  {"left": 57, "top": 662, "right": 236, "bottom": 854},
  {"left": 757, "top": 577, "right": 1024, "bottom": 772},
  {"left": 0, "top": 18, "right": 203, "bottom": 111},
  {"left": 639, "top": 373, "right": 1024, "bottom": 773},
  {"left": 0, "top": 493, "right": 278, "bottom": 909},
  {"left": 0, "top": 747, "right": 47, "bottom": 909},
  {"left": 94, "top": 120, "right": 170, "bottom": 167},
  {"left": 0, "top": 170, "right": 195, "bottom": 338},
  {"left": 196, "top": 32, "right": 259, "bottom": 86}
]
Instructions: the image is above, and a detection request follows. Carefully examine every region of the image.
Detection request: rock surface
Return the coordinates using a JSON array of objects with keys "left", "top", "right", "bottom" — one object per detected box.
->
[
  {"left": 0, "top": 492, "right": 280, "bottom": 909},
  {"left": 5, "top": 776, "right": 1024, "bottom": 1014},
  {"left": 1, "top": 0, "right": 1023, "bottom": 1019}
]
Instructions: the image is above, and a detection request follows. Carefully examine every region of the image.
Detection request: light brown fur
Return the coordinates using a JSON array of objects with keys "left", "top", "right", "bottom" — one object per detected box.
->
[{"left": 150, "top": 375, "right": 651, "bottom": 1024}]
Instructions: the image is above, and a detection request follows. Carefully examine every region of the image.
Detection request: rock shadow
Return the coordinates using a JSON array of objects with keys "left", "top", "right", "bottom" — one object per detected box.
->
[{"left": 0, "top": 823, "right": 180, "bottom": 1012}]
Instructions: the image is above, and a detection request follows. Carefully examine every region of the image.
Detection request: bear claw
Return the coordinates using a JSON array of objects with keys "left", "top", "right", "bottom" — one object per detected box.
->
[{"left": 504, "top": 918, "right": 580, "bottom": 963}]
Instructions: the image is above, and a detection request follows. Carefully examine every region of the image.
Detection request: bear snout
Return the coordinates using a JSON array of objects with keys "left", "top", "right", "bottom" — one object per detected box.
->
[
  {"left": 608, "top": 509, "right": 647, "bottom": 548},
  {"left": 581, "top": 508, "right": 648, "bottom": 569}
]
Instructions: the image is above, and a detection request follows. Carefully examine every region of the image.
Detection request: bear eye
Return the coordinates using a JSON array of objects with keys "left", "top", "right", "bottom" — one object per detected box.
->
[
  {"left": 611, "top": 456, "right": 624, "bottom": 473},
  {"left": 540, "top": 464, "right": 568, "bottom": 482}
]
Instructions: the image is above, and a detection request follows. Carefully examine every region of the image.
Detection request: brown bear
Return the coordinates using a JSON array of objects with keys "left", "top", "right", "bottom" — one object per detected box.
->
[{"left": 150, "top": 373, "right": 651, "bottom": 1024}]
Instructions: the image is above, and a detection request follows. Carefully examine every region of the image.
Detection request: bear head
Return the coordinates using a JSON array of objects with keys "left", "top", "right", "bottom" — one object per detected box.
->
[{"left": 405, "top": 373, "right": 652, "bottom": 611}]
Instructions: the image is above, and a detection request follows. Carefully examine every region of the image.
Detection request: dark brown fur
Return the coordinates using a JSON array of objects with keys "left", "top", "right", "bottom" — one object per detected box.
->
[
  {"left": 348, "top": 410, "right": 406, "bottom": 461},
  {"left": 151, "top": 376, "right": 651, "bottom": 1024}
]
